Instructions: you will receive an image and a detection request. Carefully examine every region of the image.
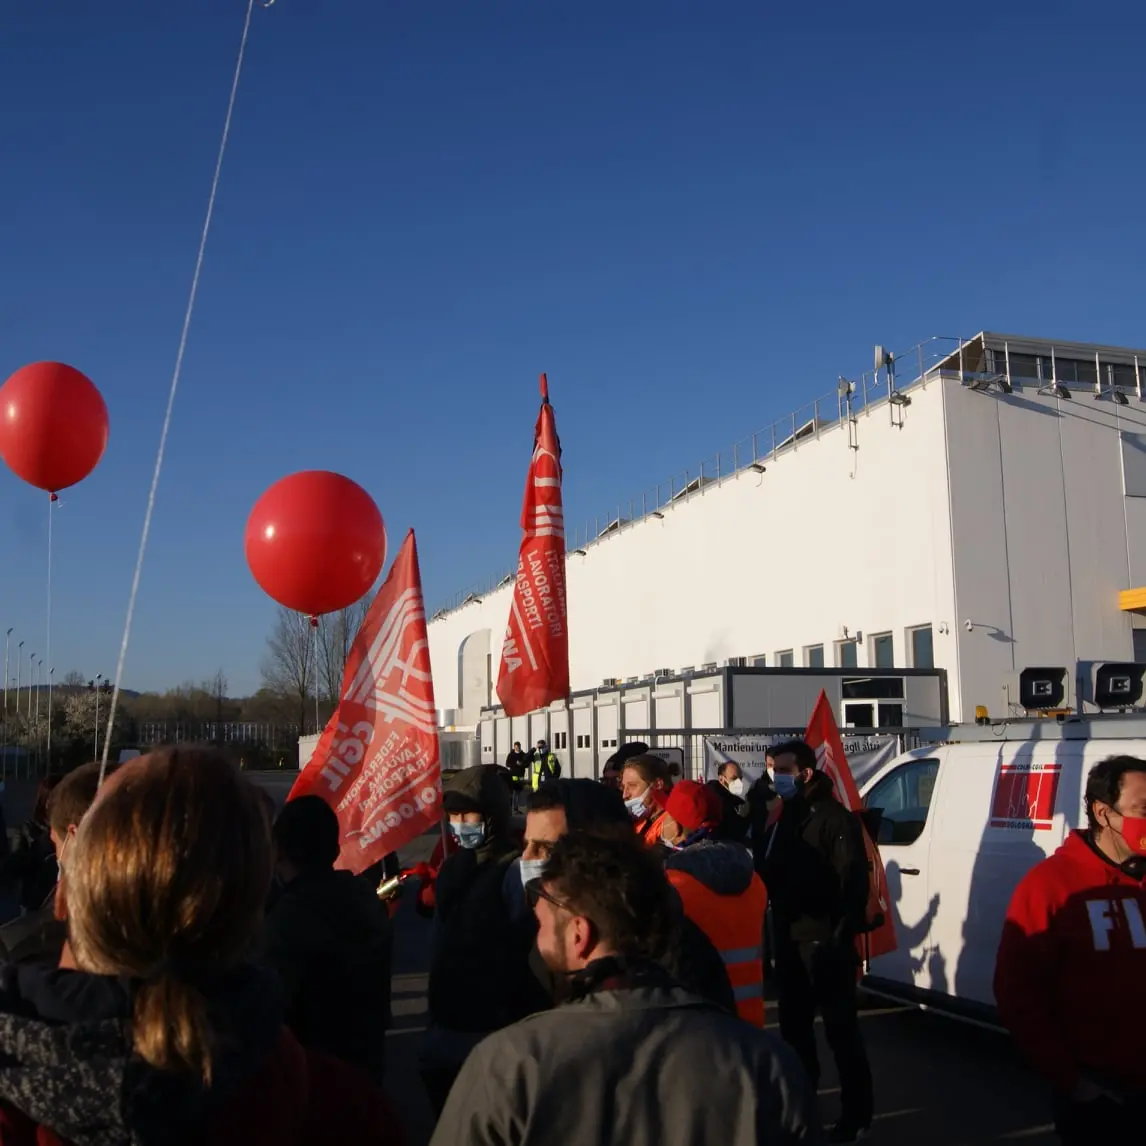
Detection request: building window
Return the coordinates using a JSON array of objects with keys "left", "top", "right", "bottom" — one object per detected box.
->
[
  {"left": 805, "top": 645, "right": 825, "bottom": 668},
  {"left": 871, "top": 633, "right": 894, "bottom": 668},
  {"left": 552, "top": 732, "right": 568, "bottom": 750},
  {"left": 910, "top": 625, "right": 934, "bottom": 669},
  {"left": 777, "top": 650, "right": 794, "bottom": 668},
  {"left": 750, "top": 655, "right": 767, "bottom": 667},
  {"left": 838, "top": 640, "right": 858, "bottom": 669},
  {"left": 576, "top": 734, "right": 590, "bottom": 749}
]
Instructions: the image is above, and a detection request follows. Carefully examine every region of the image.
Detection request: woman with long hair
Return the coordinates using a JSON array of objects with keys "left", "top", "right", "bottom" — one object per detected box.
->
[{"left": 0, "top": 747, "right": 402, "bottom": 1146}]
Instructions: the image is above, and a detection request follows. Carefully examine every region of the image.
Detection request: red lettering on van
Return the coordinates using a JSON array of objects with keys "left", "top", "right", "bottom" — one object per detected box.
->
[{"left": 989, "top": 762, "right": 1062, "bottom": 831}]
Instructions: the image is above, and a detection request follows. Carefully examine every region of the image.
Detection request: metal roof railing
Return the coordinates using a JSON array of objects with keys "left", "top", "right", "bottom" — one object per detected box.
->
[{"left": 431, "top": 334, "right": 970, "bottom": 618}]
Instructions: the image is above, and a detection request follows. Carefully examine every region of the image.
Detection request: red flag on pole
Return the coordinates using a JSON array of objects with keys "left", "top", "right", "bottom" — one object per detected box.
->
[
  {"left": 804, "top": 690, "right": 899, "bottom": 961},
  {"left": 289, "top": 530, "right": 441, "bottom": 873},
  {"left": 496, "top": 373, "right": 570, "bottom": 717}
]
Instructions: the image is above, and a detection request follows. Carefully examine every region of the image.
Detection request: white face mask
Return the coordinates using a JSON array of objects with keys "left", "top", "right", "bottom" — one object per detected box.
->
[
  {"left": 727, "top": 778, "right": 745, "bottom": 797},
  {"left": 520, "top": 857, "right": 547, "bottom": 888}
]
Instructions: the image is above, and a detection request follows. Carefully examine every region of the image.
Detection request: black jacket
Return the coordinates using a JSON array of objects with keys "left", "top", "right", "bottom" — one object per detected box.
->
[
  {"left": 262, "top": 867, "right": 393, "bottom": 1080},
  {"left": 504, "top": 750, "right": 530, "bottom": 782},
  {"left": 0, "top": 890, "right": 65, "bottom": 967},
  {"left": 5, "top": 823, "right": 57, "bottom": 916},
  {"left": 0, "top": 962, "right": 283, "bottom": 1146},
  {"left": 706, "top": 781, "right": 752, "bottom": 843},
  {"left": 429, "top": 765, "right": 549, "bottom": 1033},
  {"left": 760, "top": 772, "right": 869, "bottom": 946}
]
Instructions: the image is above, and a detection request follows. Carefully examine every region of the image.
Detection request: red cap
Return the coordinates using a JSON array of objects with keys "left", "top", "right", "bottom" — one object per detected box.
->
[{"left": 652, "top": 780, "right": 722, "bottom": 833}]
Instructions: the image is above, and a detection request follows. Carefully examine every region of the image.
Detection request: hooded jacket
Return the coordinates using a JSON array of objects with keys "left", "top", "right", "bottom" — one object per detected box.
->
[
  {"left": 429, "top": 958, "right": 821, "bottom": 1146},
  {"left": 995, "top": 830, "right": 1146, "bottom": 1096},
  {"left": 427, "top": 767, "right": 546, "bottom": 1037},
  {"left": 0, "top": 963, "right": 402, "bottom": 1146},
  {"left": 665, "top": 841, "right": 767, "bottom": 1025},
  {"left": 760, "top": 772, "right": 869, "bottom": 946},
  {"left": 263, "top": 867, "right": 394, "bottom": 1081}
]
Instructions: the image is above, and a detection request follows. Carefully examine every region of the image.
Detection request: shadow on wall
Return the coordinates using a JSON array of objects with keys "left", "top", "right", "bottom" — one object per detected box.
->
[{"left": 951, "top": 738, "right": 1072, "bottom": 1005}]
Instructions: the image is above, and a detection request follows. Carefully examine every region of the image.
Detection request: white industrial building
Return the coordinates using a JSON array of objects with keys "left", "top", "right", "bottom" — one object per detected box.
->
[{"left": 426, "top": 332, "right": 1146, "bottom": 755}]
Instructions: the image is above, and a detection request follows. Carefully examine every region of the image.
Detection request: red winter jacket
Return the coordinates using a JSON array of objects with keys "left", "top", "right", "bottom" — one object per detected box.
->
[
  {"left": 0, "top": 1028, "right": 405, "bottom": 1146},
  {"left": 994, "top": 830, "right": 1146, "bottom": 1095}
]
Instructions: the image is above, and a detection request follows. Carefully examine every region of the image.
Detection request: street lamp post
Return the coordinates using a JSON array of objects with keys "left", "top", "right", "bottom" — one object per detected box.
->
[
  {"left": 1, "top": 628, "right": 10, "bottom": 783},
  {"left": 15, "top": 642, "right": 23, "bottom": 718},
  {"left": 94, "top": 673, "right": 104, "bottom": 762}
]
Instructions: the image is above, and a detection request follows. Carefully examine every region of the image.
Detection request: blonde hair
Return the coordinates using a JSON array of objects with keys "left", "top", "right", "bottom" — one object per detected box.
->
[{"left": 66, "top": 747, "right": 273, "bottom": 1084}]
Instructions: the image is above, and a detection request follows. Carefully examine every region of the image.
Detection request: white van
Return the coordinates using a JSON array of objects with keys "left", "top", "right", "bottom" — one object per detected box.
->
[{"left": 858, "top": 714, "right": 1146, "bottom": 1024}]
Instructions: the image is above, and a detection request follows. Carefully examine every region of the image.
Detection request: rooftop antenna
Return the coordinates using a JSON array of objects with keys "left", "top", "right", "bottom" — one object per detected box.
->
[{"left": 876, "top": 345, "right": 910, "bottom": 428}]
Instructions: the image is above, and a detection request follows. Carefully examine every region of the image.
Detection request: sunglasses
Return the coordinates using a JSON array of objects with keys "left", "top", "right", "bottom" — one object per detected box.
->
[{"left": 525, "top": 878, "right": 576, "bottom": 914}]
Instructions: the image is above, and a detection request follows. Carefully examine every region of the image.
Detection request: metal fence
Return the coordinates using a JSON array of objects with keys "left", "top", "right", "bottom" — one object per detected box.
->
[
  {"left": 621, "top": 727, "right": 927, "bottom": 784},
  {"left": 138, "top": 721, "right": 300, "bottom": 748}
]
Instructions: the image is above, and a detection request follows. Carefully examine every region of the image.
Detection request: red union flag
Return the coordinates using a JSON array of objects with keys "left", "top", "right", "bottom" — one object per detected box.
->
[
  {"left": 989, "top": 761, "right": 1062, "bottom": 830},
  {"left": 496, "top": 373, "right": 569, "bottom": 716},
  {"left": 805, "top": 691, "right": 898, "bottom": 961},
  {"left": 289, "top": 530, "right": 441, "bottom": 872}
]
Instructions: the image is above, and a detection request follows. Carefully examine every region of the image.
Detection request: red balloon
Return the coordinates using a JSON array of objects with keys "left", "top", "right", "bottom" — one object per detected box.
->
[
  {"left": 0, "top": 362, "right": 109, "bottom": 493},
  {"left": 244, "top": 471, "right": 387, "bottom": 616}
]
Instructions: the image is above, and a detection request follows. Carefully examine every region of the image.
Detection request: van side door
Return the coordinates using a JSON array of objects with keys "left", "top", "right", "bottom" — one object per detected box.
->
[{"left": 863, "top": 749, "right": 945, "bottom": 993}]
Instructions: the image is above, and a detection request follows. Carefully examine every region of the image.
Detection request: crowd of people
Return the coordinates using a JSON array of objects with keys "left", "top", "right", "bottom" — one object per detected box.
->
[{"left": 0, "top": 739, "right": 1135, "bottom": 1144}]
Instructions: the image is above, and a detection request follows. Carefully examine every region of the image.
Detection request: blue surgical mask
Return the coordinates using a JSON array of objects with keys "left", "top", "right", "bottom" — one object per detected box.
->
[
  {"left": 520, "top": 858, "right": 547, "bottom": 887},
  {"left": 624, "top": 790, "right": 649, "bottom": 819},
  {"left": 773, "top": 773, "right": 799, "bottom": 800},
  {"left": 450, "top": 821, "right": 486, "bottom": 849}
]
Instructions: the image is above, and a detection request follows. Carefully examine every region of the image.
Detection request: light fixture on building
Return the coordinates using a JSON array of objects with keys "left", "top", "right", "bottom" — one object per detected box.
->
[
  {"left": 571, "top": 548, "right": 587, "bottom": 557},
  {"left": 888, "top": 391, "right": 912, "bottom": 407},
  {"left": 1019, "top": 666, "right": 1067, "bottom": 711},
  {"left": 749, "top": 461, "right": 767, "bottom": 473},
  {"left": 1095, "top": 387, "right": 1130, "bottom": 406},
  {"left": 1038, "top": 383, "right": 1072, "bottom": 401},
  {"left": 970, "top": 374, "right": 1012, "bottom": 395},
  {"left": 1092, "top": 662, "right": 1146, "bottom": 709}
]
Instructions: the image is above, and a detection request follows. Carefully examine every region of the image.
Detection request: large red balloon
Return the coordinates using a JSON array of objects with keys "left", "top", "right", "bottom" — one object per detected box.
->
[
  {"left": 244, "top": 471, "right": 387, "bottom": 616},
  {"left": 0, "top": 362, "right": 109, "bottom": 493}
]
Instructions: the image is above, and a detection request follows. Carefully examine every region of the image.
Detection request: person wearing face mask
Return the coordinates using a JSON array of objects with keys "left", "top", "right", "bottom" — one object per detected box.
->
[
  {"left": 707, "top": 761, "right": 752, "bottom": 844},
  {"left": 761, "top": 740, "right": 873, "bottom": 1145},
  {"left": 429, "top": 830, "right": 820, "bottom": 1146},
  {"left": 420, "top": 764, "right": 544, "bottom": 1116},
  {"left": 621, "top": 754, "right": 674, "bottom": 845},
  {"left": 508, "top": 780, "right": 737, "bottom": 1016},
  {"left": 658, "top": 780, "right": 768, "bottom": 1026},
  {"left": 995, "top": 754, "right": 1146, "bottom": 1143}
]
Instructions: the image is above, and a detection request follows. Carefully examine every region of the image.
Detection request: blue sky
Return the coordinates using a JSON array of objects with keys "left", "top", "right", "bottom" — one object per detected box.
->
[{"left": 2, "top": 1, "right": 1144, "bottom": 696}]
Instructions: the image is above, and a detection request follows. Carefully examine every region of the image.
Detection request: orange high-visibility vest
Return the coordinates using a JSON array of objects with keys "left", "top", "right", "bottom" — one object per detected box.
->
[
  {"left": 636, "top": 811, "right": 666, "bottom": 847},
  {"left": 667, "top": 867, "right": 767, "bottom": 1027}
]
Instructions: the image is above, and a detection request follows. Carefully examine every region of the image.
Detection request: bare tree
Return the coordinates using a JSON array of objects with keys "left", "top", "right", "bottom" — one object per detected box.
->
[
  {"left": 203, "top": 669, "right": 229, "bottom": 725},
  {"left": 61, "top": 671, "right": 85, "bottom": 690},
  {"left": 262, "top": 608, "right": 317, "bottom": 734},
  {"left": 317, "top": 601, "right": 369, "bottom": 708}
]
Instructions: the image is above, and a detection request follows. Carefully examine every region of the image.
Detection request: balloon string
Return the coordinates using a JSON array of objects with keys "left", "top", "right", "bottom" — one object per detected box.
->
[
  {"left": 99, "top": 0, "right": 259, "bottom": 786},
  {"left": 45, "top": 496, "right": 53, "bottom": 772}
]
